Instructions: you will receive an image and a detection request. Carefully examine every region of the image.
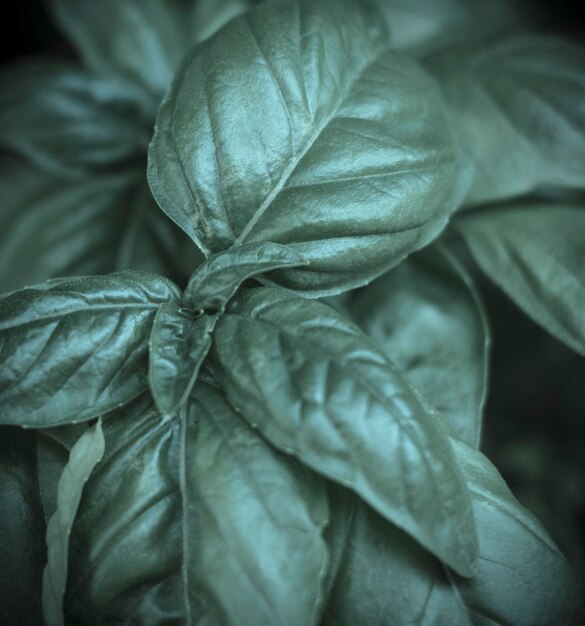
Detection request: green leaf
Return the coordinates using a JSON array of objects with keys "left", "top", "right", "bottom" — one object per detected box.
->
[
  {"left": 187, "top": 380, "right": 329, "bottom": 624},
  {"left": 0, "top": 61, "right": 200, "bottom": 293},
  {"left": 184, "top": 242, "right": 307, "bottom": 312},
  {"left": 36, "top": 425, "right": 93, "bottom": 524},
  {"left": 0, "top": 62, "right": 148, "bottom": 178},
  {"left": 0, "top": 271, "right": 180, "bottom": 427},
  {"left": 0, "top": 427, "right": 46, "bottom": 626},
  {"left": 210, "top": 287, "right": 478, "bottom": 576},
  {"left": 65, "top": 394, "right": 184, "bottom": 623},
  {"left": 324, "top": 438, "right": 579, "bottom": 626},
  {"left": 65, "top": 384, "right": 329, "bottom": 625},
  {"left": 457, "top": 203, "right": 585, "bottom": 356},
  {"left": 42, "top": 419, "right": 105, "bottom": 626},
  {"left": 163, "top": 243, "right": 307, "bottom": 420},
  {"left": 148, "top": 303, "right": 216, "bottom": 416},
  {"left": 148, "top": 0, "right": 470, "bottom": 296},
  {"left": 425, "top": 36, "right": 585, "bottom": 205},
  {"left": 108, "top": 178, "right": 204, "bottom": 283},
  {"left": 47, "top": 0, "right": 260, "bottom": 107},
  {"left": 0, "top": 153, "right": 196, "bottom": 293},
  {"left": 341, "top": 244, "right": 490, "bottom": 447}
]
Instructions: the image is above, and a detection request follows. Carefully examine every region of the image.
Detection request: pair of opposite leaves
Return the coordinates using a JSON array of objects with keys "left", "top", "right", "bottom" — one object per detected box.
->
[
  {"left": 147, "top": 0, "right": 585, "bottom": 296},
  {"left": 2, "top": 0, "right": 584, "bottom": 623},
  {"left": 2, "top": 241, "right": 578, "bottom": 625},
  {"left": 146, "top": 0, "right": 585, "bottom": 390},
  {"left": 0, "top": 0, "right": 465, "bottom": 293},
  {"left": 3, "top": 0, "right": 585, "bottom": 295},
  {"left": 0, "top": 0, "right": 266, "bottom": 293},
  {"left": 0, "top": 241, "right": 478, "bottom": 576},
  {"left": 44, "top": 382, "right": 576, "bottom": 626}
]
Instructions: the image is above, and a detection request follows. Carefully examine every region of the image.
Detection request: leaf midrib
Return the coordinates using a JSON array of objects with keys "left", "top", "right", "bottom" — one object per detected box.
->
[
  {"left": 222, "top": 308, "right": 474, "bottom": 570},
  {"left": 232, "top": 33, "right": 390, "bottom": 246}
]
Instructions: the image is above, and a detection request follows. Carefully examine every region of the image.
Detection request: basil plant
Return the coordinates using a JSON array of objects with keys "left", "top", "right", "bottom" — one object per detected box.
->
[{"left": 1, "top": 0, "right": 584, "bottom": 624}]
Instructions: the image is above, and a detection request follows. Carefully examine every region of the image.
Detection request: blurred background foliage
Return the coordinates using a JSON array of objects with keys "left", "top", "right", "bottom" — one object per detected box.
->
[
  {"left": 479, "top": 270, "right": 585, "bottom": 587},
  {"left": 2, "top": 0, "right": 584, "bottom": 594}
]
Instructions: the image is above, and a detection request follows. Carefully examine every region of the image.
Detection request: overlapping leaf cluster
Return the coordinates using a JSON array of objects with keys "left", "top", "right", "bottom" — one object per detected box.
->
[{"left": 1, "top": 0, "right": 584, "bottom": 624}]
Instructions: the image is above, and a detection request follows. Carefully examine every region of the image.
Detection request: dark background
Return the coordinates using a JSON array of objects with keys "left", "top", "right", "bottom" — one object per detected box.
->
[{"left": 2, "top": 0, "right": 585, "bottom": 63}]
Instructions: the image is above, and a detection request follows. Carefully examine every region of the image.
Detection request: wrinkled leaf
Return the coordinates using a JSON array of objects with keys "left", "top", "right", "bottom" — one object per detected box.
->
[
  {"left": 149, "top": 245, "right": 307, "bottom": 419},
  {"left": 341, "top": 244, "right": 490, "bottom": 447},
  {"left": 184, "top": 242, "right": 306, "bottom": 312},
  {"left": 211, "top": 287, "right": 478, "bottom": 576},
  {"left": 0, "top": 427, "right": 46, "bottom": 626},
  {"left": 65, "top": 394, "right": 184, "bottom": 623},
  {"left": 148, "top": 303, "right": 215, "bottom": 416},
  {"left": 148, "top": 0, "right": 470, "bottom": 295},
  {"left": 65, "top": 383, "right": 329, "bottom": 625},
  {"left": 48, "top": 0, "right": 260, "bottom": 108},
  {"left": 457, "top": 203, "right": 585, "bottom": 355},
  {"left": 42, "top": 420, "right": 105, "bottom": 626},
  {"left": 0, "top": 271, "right": 180, "bottom": 427},
  {"left": 425, "top": 36, "right": 585, "bottom": 205},
  {"left": 324, "top": 437, "right": 579, "bottom": 626}
]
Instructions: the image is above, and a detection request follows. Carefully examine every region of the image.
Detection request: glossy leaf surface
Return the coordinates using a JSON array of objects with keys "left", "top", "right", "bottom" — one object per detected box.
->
[
  {"left": 148, "top": 303, "right": 216, "bottom": 416},
  {"left": 426, "top": 36, "right": 585, "bottom": 204},
  {"left": 324, "top": 437, "right": 579, "bottom": 626},
  {"left": 0, "top": 272, "right": 180, "bottom": 427},
  {"left": 341, "top": 245, "right": 490, "bottom": 446},
  {"left": 42, "top": 421, "right": 105, "bottom": 626},
  {"left": 184, "top": 242, "right": 306, "bottom": 312},
  {"left": 65, "top": 395, "right": 183, "bottom": 623},
  {"left": 458, "top": 204, "right": 585, "bottom": 355},
  {"left": 211, "top": 287, "right": 478, "bottom": 576},
  {"left": 66, "top": 385, "right": 329, "bottom": 625},
  {"left": 148, "top": 0, "right": 469, "bottom": 295}
]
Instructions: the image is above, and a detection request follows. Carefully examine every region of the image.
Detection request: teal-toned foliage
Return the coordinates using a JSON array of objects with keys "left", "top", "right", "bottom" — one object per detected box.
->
[{"left": 1, "top": 0, "right": 583, "bottom": 624}]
